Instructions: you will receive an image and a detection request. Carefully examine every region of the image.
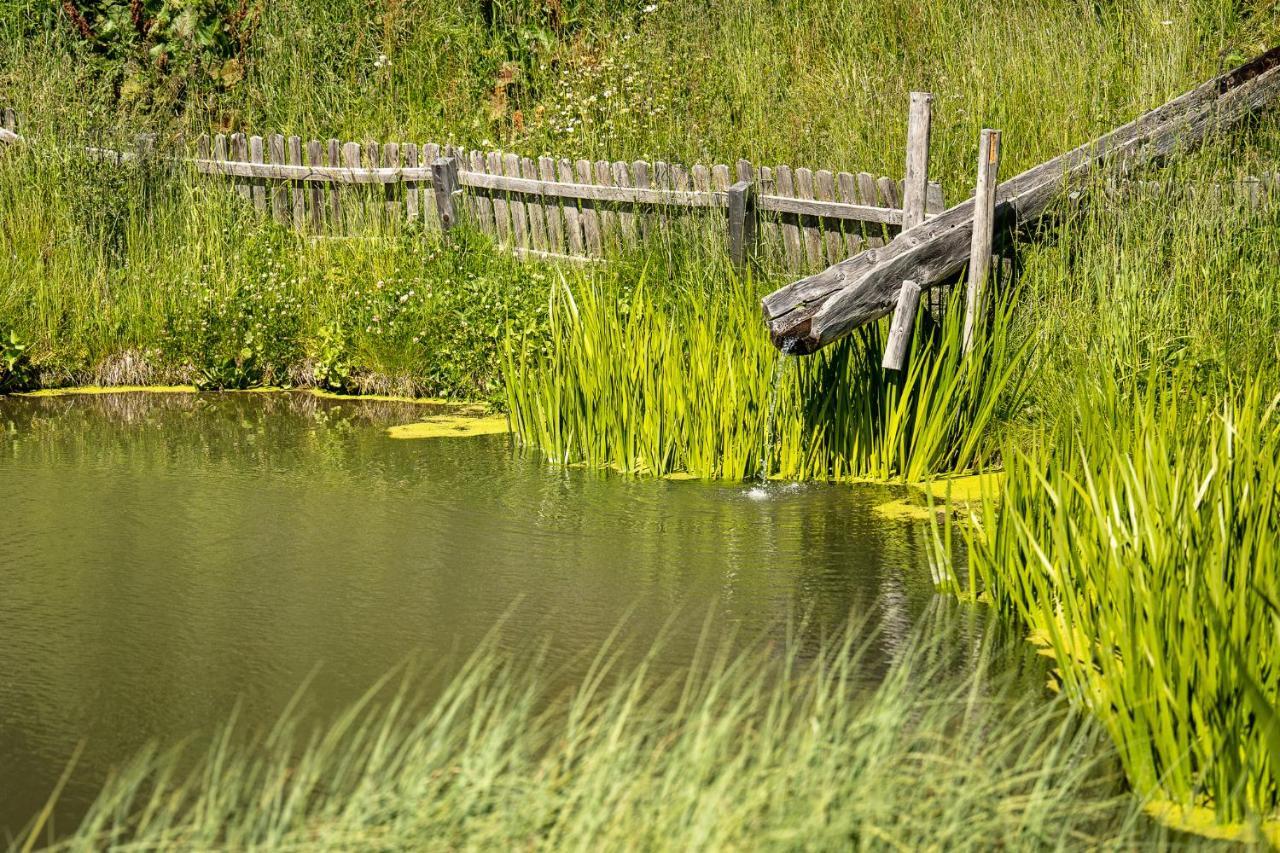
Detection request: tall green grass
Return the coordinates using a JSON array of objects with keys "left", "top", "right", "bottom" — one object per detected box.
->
[
  {"left": 505, "top": 271, "right": 1027, "bottom": 481},
  {"left": 934, "top": 374, "right": 1280, "bottom": 830},
  {"left": 34, "top": 614, "right": 1185, "bottom": 850}
]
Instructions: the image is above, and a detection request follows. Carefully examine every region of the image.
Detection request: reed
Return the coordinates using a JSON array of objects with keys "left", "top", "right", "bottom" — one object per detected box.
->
[
  {"left": 504, "top": 270, "right": 1027, "bottom": 481},
  {"left": 37, "top": 613, "right": 1182, "bottom": 851},
  {"left": 933, "top": 373, "right": 1280, "bottom": 830}
]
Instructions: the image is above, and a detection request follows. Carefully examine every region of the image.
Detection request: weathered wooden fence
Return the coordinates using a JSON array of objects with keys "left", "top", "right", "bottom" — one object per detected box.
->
[{"left": 0, "top": 105, "right": 945, "bottom": 273}]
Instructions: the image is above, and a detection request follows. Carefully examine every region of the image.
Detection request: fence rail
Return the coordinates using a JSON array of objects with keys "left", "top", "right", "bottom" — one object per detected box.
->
[{"left": 0, "top": 106, "right": 946, "bottom": 272}]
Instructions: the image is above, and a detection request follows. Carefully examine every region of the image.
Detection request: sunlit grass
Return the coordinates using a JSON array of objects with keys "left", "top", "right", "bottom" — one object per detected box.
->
[
  {"left": 33, "top": 613, "right": 1189, "bottom": 851},
  {"left": 504, "top": 270, "right": 1027, "bottom": 482}
]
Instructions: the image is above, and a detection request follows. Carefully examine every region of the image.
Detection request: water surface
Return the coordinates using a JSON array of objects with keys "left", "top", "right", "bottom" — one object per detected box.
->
[{"left": 0, "top": 391, "right": 989, "bottom": 838}]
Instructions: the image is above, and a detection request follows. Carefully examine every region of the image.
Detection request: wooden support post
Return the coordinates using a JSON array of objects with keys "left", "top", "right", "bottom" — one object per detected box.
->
[
  {"left": 432, "top": 156, "right": 461, "bottom": 232},
  {"left": 901, "top": 92, "right": 933, "bottom": 231},
  {"left": 727, "top": 178, "right": 757, "bottom": 273},
  {"left": 963, "top": 129, "right": 1001, "bottom": 355},
  {"left": 881, "top": 280, "right": 922, "bottom": 371}
]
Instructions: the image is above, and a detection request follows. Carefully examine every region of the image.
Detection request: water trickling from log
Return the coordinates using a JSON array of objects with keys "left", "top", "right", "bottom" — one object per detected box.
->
[{"left": 758, "top": 354, "right": 793, "bottom": 482}]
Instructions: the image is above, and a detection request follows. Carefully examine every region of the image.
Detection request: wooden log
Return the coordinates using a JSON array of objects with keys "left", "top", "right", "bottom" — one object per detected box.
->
[
  {"left": 432, "top": 156, "right": 460, "bottom": 232},
  {"left": 902, "top": 92, "right": 934, "bottom": 231},
  {"left": 963, "top": 129, "right": 1002, "bottom": 354},
  {"left": 763, "top": 44, "right": 1280, "bottom": 354},
  {"left": 881, "top": 280, "right": 922, "bottom": 371},
  {"left": 727, "top": 179, "right": 757, "bottom": 272}
]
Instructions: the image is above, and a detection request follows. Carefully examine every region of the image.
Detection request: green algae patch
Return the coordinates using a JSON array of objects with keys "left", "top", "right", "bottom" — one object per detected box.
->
[
  {"left": 387, "top": 414, "right": 509, "bottom": 440},
  {"left": 18, "top": 385, "right": 198, "bottom": 397},
  {"left": 872, "top": 499, "right": 937, "bottom": 522},
  {"left": 1144, "top": 799, "right": 1280, "bottom": 845},
  {"left": 872, "top": 472, "right": 1004, "bottom": 523},
  {"left": 916, "top": 472, "right": 1004, "bottom": 503}
]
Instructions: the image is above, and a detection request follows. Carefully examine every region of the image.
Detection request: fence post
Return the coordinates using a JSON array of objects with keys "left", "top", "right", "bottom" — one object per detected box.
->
[
  {"left": 882, "top": 280, "right": 922, "bottom": 371},
  {"left": 963, "top": 128, "right": 1002, "bottom": 355},
  {"left": 727, "top": 178, "right": 757, "bottom": 273},
  {"left": 432, "top": 156, "right": 461, "bottom": 233},
  {"left": 3, "top": 108, "right": 17, "bottom": 134},
  {"left": 901, "top": 92, "right": 933, "bottom": 231}
]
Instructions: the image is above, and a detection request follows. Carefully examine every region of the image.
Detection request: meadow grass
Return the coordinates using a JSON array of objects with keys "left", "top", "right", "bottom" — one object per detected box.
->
[{"left": 24, "top": 612, "right": 1199, "bottom": 851}]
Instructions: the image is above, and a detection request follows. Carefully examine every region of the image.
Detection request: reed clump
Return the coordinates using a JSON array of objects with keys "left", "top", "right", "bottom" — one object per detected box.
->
[
  {"left": 935, "top": 375, "right": 1280, "bottom": 832},
  {"left": 37, "top": 617, "right": 1181, "bottom": 851},
  {"left": 504, "top": 272, "right": 1027, "bottom": 481}
]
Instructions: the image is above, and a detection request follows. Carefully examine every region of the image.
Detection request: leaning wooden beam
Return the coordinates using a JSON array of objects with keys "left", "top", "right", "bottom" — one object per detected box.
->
[{"left": 762, "top": 45, "right": 1280, "bottom": 354}]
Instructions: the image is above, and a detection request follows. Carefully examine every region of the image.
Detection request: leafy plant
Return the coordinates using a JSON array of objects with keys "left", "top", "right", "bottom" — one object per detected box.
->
[{"left": 0, "top": 327, "right": 34, "bottom": 393}]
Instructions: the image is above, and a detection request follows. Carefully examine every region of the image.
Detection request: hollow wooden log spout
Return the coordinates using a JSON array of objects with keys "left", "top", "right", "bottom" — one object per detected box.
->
[{"left": 762, "top": 46, "right": 1280, "bottom": 355}]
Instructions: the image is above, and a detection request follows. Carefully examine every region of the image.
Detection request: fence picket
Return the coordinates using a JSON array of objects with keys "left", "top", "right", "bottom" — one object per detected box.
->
[
  {"left": 404, "top": 143, "right": 419, "bottom": 222},
  {"left": 487, "top": 151, "right": 512, "bottom": 245},
  {"left": 856, "top": 172, "right": 881, "bottom": 247},
  {"left": 576, "top": 159, "right": 602, "bottom": 255},
  {"left": 815, "top": 170, "right": 844, "bottom": 264},
  {"left": 307, "top": 140, "right": 324, "bottom": 230},
  {"left": 632, "top": 160, "right": 652, "bottom": 241},
  {"left": 593, "top": 160, "right": 618, "bottom": 251},
  {"left": 327, "top": 139, "right": 342, "bottom": 227},
  {"left": 249, "top": 136, "right": 266, "bottom": 211},
  {"left": 773, "top": 165, "right": 803, "bottom": 268},
  {"left": 288, "top": 136, "right": 305, "bottom": 227},
  {"left": 341, "top": 142, "right": 361, "bottom": 227},
  {"left": 463, "top": 149, "right": 491, "bottom": 236},
  {"left": 521, "top": 157, "right": 548, "bottom": 251},
  {"left": 836, "top": 172, "right": 864, "bottom": 258},
  {"left": 794, "top": 168, "right": 823, "bottom": 267},
  {"left": 612, "top": 161, "right": 638, "bottom": 247},
  {"left": 503, "top": 153, "right": 529, "bottom": 248},
  {"left": 559, "top": 158, "right": 585, "bottom": 255},
  {"left": 269, "top": 134, "right": 288, "bottom": 222},
  {"left": 539, "top": 157, "right": 565, "bottom": 253},
  {"left": 382, "top": 142, "right": 400, "bottom": 222}
]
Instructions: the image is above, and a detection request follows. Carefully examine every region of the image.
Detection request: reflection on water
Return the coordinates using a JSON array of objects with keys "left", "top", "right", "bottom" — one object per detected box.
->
[{"left": 0, "top": 391, "right": 1013, "bottom": 838}]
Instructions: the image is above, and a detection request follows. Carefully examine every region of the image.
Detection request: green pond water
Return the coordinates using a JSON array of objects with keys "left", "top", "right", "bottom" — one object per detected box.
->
[{"left": 0, "top": 391, "right": 1020, "bottom": 839}]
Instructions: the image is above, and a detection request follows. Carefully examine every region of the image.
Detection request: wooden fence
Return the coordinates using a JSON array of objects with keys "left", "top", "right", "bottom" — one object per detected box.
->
[{"left": 0, "top": 106, "right": 945, "bottom": 273}]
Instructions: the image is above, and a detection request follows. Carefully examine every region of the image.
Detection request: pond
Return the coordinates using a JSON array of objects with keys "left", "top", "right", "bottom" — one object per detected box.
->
[{"left": 0, "top": 390, "right": 992, "bottom": 838}]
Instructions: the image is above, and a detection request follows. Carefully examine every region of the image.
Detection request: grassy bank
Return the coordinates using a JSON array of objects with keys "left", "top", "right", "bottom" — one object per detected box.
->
[
  {"left": 5, "top": 0, "right": 1280, "bottom": 842},
  {"left": 27, "top": 615, "right": 1199, "bottom": 851}
]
